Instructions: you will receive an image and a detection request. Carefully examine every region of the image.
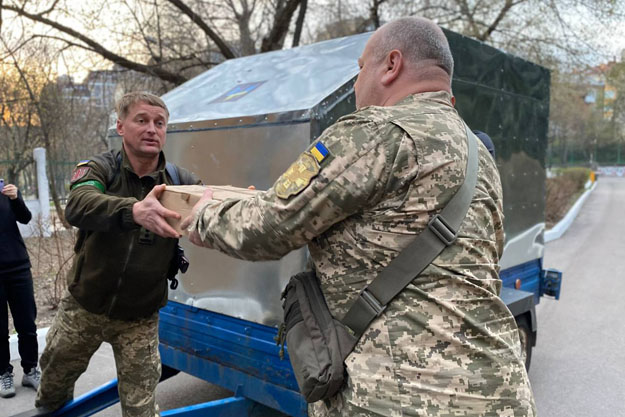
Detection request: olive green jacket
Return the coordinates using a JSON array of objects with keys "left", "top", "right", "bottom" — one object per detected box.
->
[{"left": 65, "top": 148, "right": 199, "bottom": 320}]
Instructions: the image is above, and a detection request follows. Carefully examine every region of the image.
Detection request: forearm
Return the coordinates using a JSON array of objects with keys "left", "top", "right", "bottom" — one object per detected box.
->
[
  {"left": 11, "top": 193, "right": 32, "bottom": 224},
  {"left": 65, "top": 186, "right": 138, "bottom": 231},
  {"left": 193, "top": 195, "right": 313, "bottom": 261}
]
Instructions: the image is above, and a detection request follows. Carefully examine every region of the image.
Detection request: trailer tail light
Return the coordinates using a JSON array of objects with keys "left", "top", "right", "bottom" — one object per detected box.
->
[{"left": 515, "top": 279, "right": 522, "bottom": 290}]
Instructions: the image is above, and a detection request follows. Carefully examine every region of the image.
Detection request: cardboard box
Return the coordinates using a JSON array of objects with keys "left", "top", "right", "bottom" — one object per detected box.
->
[{"left": 160, "top": 185, "right": 260, "bottom": 234}]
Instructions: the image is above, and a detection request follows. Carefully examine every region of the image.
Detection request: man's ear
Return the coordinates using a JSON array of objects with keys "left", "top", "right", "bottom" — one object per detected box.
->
[
  {"left": 381, "top": 50, "right": 402, "bottom": 86},
  {"left": 116, "top": 119, "right": 123, "bottom": 136}
]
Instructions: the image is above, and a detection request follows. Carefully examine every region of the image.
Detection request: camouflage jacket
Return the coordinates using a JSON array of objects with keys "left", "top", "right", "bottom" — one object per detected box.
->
[
  {"left": 65, "top": 149, "right": 199, "bottom": 320},
  {"left": 191, "top": 91, "right": 535, "bottom": 416}
]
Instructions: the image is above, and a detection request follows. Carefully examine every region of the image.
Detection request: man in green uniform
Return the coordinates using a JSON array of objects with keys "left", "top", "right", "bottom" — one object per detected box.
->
[
  {"left": 35, "top": 92, "right": 199, "bottom": 417},
  {"left": 182, "top": 17, "right": 535, "bottom": 417}
]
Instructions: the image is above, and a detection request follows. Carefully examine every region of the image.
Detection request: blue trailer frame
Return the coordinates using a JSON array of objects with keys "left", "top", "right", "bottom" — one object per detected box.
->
[{"left": 16, "top": 261, "right": 561, "bottom": 417}]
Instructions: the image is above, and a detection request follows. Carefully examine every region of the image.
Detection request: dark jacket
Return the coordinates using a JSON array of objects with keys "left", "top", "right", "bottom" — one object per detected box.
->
[
  {"left": 65, "top": 149, "right": 199, "bottom": 320},
  {"left": 0, "top": 190, "right": 32, "bottom": 275}
]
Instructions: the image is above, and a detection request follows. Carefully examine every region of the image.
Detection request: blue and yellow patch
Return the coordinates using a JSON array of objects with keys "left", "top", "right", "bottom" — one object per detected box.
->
[
  {"left": 76, "top": 160, "right": 91, "bottom": 167},
  {"left": 310, "top": 142, "right": 329, "bottom": 164}
]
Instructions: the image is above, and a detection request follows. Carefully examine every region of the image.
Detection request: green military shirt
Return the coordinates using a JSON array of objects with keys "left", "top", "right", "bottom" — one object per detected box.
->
[
  {"left": 66, "top": 148, "right": 200, "bottom": 320},
  {"left": 191, "top": 91, "right": 535, "bottom": 416}
]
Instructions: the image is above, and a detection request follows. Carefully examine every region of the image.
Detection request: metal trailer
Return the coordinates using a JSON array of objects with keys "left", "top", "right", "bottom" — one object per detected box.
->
[{"left": 17, "top": 29, "right": 561, "bottom": 417}]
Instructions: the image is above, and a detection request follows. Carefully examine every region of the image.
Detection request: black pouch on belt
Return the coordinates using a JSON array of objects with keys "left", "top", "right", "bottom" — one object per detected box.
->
[{"left": 277, "top": 270, "right": 356, "bottom": 403}]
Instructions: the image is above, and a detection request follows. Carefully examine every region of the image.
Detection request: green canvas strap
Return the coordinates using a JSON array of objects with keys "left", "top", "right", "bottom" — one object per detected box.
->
[{"left": 341, "top": 124, "right": 480, "bottom": 338}]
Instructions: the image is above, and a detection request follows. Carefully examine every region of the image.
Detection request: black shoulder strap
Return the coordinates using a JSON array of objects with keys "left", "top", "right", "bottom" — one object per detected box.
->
[
  {"left": 165, "top": 162, "right": 181, "bottom": 185},
  {"left": 341, "top": 124, "right": 480, "bottom": 338}
]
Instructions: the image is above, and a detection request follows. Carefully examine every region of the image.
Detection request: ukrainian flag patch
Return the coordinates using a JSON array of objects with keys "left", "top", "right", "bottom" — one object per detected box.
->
[
  {"left": 310, "top": 142, "right": 329, "bottom": 163},
  {"left": 76, "top": 160, "right": 91, "bottom": 167}
]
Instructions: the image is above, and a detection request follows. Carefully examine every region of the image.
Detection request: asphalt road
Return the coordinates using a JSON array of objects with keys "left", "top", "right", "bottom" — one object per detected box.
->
[
  {"left": 6, "top": 177, "right": 625, "bottom": 416},
  {"left": 529, "top": 177, "right": 625, "bottom": 416}
]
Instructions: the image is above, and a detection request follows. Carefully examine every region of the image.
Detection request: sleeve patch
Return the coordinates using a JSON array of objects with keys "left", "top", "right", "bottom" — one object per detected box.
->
[
  {"left": 70, "top": 166, "right": 91, "bottom": 183},
  {"left": 310, "top": 141, "right": 330, "bottom": 163},
  {"left": 71, "top": 180, "right": 105, "bottom": 193},
  {"left": 274, "top": 152, "right": 320, "bottom": 199},
  {"left": 76, "top": 159, "right": 91, "bottom": 167}
]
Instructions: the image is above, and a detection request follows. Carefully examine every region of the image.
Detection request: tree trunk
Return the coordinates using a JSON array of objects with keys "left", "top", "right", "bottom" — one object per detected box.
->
[
  {"left": 292, "top": 0, "right": 307, "bottom": 47},
  {"left": 261, "top": 0, "right": 302, "bottom": 52}
]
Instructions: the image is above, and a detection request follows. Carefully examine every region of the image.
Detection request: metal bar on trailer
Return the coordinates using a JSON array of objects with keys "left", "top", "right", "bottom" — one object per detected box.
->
[{"left": 161, "top": 396, "right": 283, "bottom": 417}]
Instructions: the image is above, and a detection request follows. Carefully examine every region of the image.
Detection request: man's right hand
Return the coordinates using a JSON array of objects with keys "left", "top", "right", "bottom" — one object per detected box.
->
[{"left": 132, "top": 184, "right": 181, "bottom": 238}]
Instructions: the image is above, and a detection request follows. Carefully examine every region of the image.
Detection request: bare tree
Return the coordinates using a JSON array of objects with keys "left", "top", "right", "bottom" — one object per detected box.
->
[
  {"left": 2, "top": 37, "right": 72, "bottom": 227},
  {"left": 1, "top": 0, "right": 308, "bottom": 87},
  {"left": 312, "top": 0, "right": 625, "bottom": 69}
]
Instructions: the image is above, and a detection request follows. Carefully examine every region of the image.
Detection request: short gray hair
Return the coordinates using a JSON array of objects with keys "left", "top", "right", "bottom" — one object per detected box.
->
[
  {"left": 116, "top": 91, "right": 169, "bottom": 120},
  {"left": 374, "top": 17, "right": 454, "bottom": 78}
]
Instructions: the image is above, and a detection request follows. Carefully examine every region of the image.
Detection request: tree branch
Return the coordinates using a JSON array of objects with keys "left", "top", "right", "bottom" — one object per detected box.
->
[
  {"left": 479, "top": 0, "right": 527, "bottom": 41},
  {"left": 291, "top": 0, "right": 307, "bottom": 47},
  {"left": 1, "top": 4, "right": 187, "bottom": 85},
  {"left": 261, "top": 0, "right": 301, "bottom": 52},
  {"left": 369, "top": 0, "right": 388, "bottom": 29},
  {"left": 166, "top": 0, "right": 236, "bottom": 59}
]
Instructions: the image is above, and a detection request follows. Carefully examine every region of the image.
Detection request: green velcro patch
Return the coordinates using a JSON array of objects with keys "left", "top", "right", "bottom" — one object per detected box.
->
[{"left": 71, "top": 180, "right": 105, "bottom": 193}]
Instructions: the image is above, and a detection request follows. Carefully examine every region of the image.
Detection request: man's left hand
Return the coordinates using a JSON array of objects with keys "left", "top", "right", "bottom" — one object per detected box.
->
[
  {"left": 181, "top": 187, "right": 214, "bottom": 246},
  {"left": 2, "top": 184, "right": 18, "bottom": 200}
]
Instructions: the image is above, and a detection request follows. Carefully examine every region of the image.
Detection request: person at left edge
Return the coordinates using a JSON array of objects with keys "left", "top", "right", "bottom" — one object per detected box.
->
[
  {"left": 0, "top": 181, "right": 40, "bottom": 399},
  {"left": 35, "top": 91, "right": 201, "bottom": 417}
]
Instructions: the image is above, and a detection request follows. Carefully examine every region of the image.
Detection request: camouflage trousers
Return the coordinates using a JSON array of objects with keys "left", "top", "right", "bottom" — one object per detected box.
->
[{"left": 35, "top": 293, "right": 161, "bottom": 417}]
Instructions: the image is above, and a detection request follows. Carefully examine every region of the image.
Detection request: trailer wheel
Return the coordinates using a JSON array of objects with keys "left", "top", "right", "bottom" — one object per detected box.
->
[{"left": 516, "top": 316, "right": 533, "bottom": 371}]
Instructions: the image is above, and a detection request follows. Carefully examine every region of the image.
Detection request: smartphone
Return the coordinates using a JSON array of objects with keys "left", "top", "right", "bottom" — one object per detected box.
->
[{"left": 0, "top": 179, "right": 4, "bottom": 193}]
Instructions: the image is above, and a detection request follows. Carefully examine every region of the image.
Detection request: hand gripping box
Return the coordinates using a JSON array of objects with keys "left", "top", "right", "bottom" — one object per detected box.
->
[{"left": 160, "top": 185, "right": 260, "bottom": 234}]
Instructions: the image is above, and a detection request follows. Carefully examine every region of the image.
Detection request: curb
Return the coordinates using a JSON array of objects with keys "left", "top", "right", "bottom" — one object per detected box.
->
[
  {"left": 9, "top": 327, "right": 49, "bottom": 360},
  {"left": 545, "top": 181, "right": 597, "bottom": 242}
]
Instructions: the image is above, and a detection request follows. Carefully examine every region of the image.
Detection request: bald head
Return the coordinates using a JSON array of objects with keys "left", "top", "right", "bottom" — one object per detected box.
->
[
  {"left": 374, "top": 17, "right": 454, "bottom": 78},
  {"left": 354, "top": 17, "right": 454, "bottom": 109}
]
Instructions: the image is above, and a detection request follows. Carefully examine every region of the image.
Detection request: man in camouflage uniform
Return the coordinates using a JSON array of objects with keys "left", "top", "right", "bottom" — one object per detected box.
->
[
  {"left": 35, "top": 92, "right": 199, "bottom": 417},
  {"left": 182, "top": 17, "right": 535, "bottom": 417}
]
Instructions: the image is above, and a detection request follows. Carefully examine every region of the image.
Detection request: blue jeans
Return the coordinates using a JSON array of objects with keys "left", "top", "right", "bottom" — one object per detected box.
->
[{"left": 0, "top": 268, "right": 38, "bottom": 374}]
